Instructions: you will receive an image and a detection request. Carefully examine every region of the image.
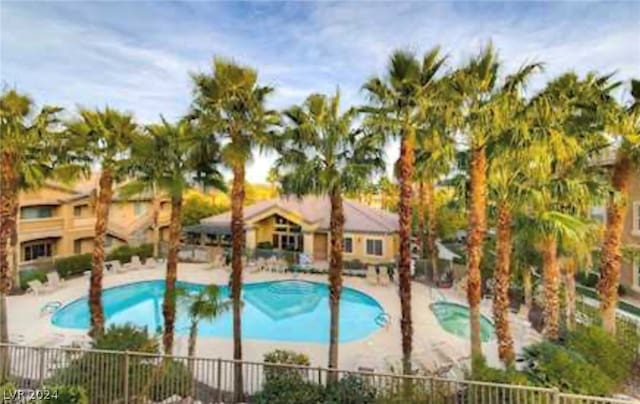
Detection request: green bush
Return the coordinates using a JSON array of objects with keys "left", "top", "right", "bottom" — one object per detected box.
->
[
  {"left": 252, "top": 374, "right": 324, "bottom": 404},
  {"left": 575, "top": 272, "right": 599, "bottom": 288},
  {"left": 470, "top": 357, "right": 530, "bottom": 386},
  {"left": 523, "top": 341, "right": 614, "bottom": 395},
  {"left": 263, "top": 349, "right": 310, "bottom": 382},
  {"left": 19, "top": 268, "right": 48, "bottom": 290},
  {"left": 40, "top": 385, "right": 88, "bottom": 404},
  {"left": 566, "top": 326, "right": 634, "bottom": 386},
  {"left": 0, "top": 383, "right": 15, "bottom": 397},
  {"left": 92, "top": 323, "right": 159, "bottom": 353},
  {"left": 48, "top": 324, "right": 190, "bottom": 402},
  {"left": 54, "top": 254, "right": 92, "bottom": 278},
  {"left": 325, "top": 374, "right": 377, "bottom": 404},
  {"left": 106, "top": 244, "right": 153, "bottom": 264}
]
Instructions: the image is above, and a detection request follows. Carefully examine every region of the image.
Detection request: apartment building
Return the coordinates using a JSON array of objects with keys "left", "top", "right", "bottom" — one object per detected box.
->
[{"left": 18, "top": 174, "right": 171, "bottom": 266}]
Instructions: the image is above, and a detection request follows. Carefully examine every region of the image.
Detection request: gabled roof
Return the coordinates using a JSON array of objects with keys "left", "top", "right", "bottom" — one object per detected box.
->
[{"left": 200, "top": 195, "right": 399, "bottom": 234}]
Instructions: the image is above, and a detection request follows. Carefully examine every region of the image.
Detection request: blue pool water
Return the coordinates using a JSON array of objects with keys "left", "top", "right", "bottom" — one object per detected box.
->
[
  {"left": 430, "top": 302, "right": 495, "bottom": 342},
  {"left": 51, "top": 280, "right": 385, "bottom": 343}
]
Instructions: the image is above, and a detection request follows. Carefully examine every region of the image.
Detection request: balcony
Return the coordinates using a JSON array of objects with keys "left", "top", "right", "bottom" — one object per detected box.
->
[
  {"left": 18, "top": 217, "right": 64, "bottom": 241},
  {"left": 73, "top": 217, "right": 96, "bottom": 229}
]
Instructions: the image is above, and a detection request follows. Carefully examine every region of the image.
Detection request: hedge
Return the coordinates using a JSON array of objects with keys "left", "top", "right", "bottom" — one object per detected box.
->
[
  {"left": 54, "top": 254, "right": 92, "bottom": 278},
  {"left": 106, "top": 244, "right": 153, "bottom": 264},
  {"left": 19, "top": 268, "right": 48, "bottom": 290}
]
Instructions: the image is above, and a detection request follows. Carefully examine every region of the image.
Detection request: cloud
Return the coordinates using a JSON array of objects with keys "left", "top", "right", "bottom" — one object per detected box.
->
[{"left": 2, "top": 1, "right": 639, "bottom": 182}]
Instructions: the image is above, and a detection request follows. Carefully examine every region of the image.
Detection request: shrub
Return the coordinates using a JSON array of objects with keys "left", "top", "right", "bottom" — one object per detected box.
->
[
  {"left": 19, "top": 268, "right": 48, "bottom": 290},
  {"left": 40, "top": 385, "right": 88, "bottom": 404},
  {"left": 470, "top": 357, "right": 530, "bottom": 386},
  {"left": 523, "top": 341, "right": 614, "bottom": 395},
  {"left": 107, "top": 244, "right": 153, "bottom": 264},
  {"left": 575, "top": 271, "right": 599, "bottom": 288},
  {"left": 0, "top": 383, "right": 15, "bottom": 397},
  {"left": 92, "top": 323, "right": 159, "bottom": 353},
  {"left": 54, "top": 254, "right": 92, "bottom": 278},
  {"left": 147, "top": 360, "right": 193, "bottom": 402},
  {"left": 325, "top": 374, "right": 377, "bottom": 404},
  {"left": 263, "top": 349, "right": 310, "bottom": 382},
  {"left": 252, "top": 374, "right": 324, "bottom": 404},
  {"left": 566, "top": 326, "right": 634, "bottom": 386}
]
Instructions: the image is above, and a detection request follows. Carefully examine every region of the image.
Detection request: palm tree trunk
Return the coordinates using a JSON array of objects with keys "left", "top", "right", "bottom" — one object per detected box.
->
[
  {"left": 493, "top": 202, "right": 514, "bottom": 366},
  {"left": 188, "top": 320, "right": 197, "bottom": 358},
  {"left": 0, "top": 152, "right": 16, "bottom": 380},
  {"left": 598, "top": 155, "right": 631, "bottom": 335},
  {"left": 9, "top": 198, "right": 19, "bottom": 291},
  {"left": 162, "top": 194, "right": 182, "bottom": 354},
  {"left": 425, "top": 180, "right": 438, "bottom": 283},
  {"left": 152, "top": 184, "right": 161, "bottom": 258},
  {"left": 89, "top": 169, "right": 113, "bottom": 338},
  {"left": 417, "top": 181, "right": 427, "bottom": 260},
  {"left": 231, "top": 163, "right": 245, "bottom": 402},
  {"left": 523, "top": 268, "right": 532, "bottom": 316},
  {"left": 328, "top": 189, "right": 344, "bottom": 378},
  {"left": 467, "top": 145, "right": 486, "bottom": 363},
  {"left": 398, "top": 130, "right": 415, "bottom": 375},
  {"left": 562, "top": 258, "right": 577, "bottom": 332},
  {"left": 542, "top": 237, "right": 560, "bottom": 340}
]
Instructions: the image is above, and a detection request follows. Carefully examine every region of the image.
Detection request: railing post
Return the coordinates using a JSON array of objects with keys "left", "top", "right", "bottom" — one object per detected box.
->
[
  {"left": 551, "top": 387, "right": 560, "bottom": 404},
  {"left": 317, "top": 367, "right": 322, "bottom": 385},
  {"left": 216, "top": 358, "right": 222, "bottom": 404},
  {"left": 123, "top": 351, "right": 130, "bottom": 404},
  {"left": 37, "top": 347, "right": 45, "bottom": 387}
]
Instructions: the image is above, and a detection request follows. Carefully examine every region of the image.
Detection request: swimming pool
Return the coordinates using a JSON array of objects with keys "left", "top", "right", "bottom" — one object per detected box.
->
[
  {"left": 51, "top": 280, "right": 385, "bottom": 343},
  {"left": 430, "top": 302, "right": 494, "bottom": 342}
]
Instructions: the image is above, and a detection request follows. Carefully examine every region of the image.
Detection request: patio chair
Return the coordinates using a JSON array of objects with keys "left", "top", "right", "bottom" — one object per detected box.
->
[
  {"left": 105, "top": 260, "right": 126, "bottom": 274},
  {"left": 143, "top": 257, "right": 160, "bottom": 269},
  {"left": 124, "top": 255, "right": 142, "bottom": 271},
  {"left": 46, "top": 272, "right": 65, "bottom": 290},
  {"left": 276, "top": 258, "right": 288, "bottom": 273},
  {"left": 26, "top": 280, "right": 54, "bottom": 296},
  {"left": 366, "top": 266, "right": 378, "bottom": 285}
]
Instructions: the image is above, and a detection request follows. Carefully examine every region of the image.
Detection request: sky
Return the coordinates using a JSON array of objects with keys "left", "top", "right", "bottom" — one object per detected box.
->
[{"left": 1, "top": 1, "right": 639, "bottom": 182}]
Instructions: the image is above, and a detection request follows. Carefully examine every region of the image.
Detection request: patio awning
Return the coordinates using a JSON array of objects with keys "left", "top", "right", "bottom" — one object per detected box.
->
[
  {"left": 437, "top": 241, "right": 460, "bottom": 261},
  {"left": 183, "top": 223, "right": 231, "bottom": 235}
]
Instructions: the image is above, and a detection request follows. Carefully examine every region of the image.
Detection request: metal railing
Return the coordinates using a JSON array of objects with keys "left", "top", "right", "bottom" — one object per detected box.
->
[{"left": 0, "top": 344, "right": 635, "bottom": 404}]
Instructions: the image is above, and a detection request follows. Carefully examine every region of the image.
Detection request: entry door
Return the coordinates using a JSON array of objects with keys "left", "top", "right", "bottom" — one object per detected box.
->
[{"left": 313, "top": 233, "right": 328, "bottom": 261}]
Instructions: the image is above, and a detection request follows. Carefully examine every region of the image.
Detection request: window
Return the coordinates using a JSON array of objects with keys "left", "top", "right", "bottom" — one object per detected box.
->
[
  {"left": 74, "top": 239, "right": 82, "bottom": 254},
  {"left": 634, "top": 202, "right": 640, "bottom": 233},
  {"left": 23, "top": 240, "right": 54, "bottom": 261},
  {"left": 104, "top": 236, "right": 115, "bottom": 248},
  {"left": 343, "top": 237, "right": 353, "bottom": 253},
  {"left": 134, "top": 202, "right": 147, "bottom": 216},
  {"left": 74, "top": 206, "right": 82, "bottom": 217},
  {"left": 366, "top": 239, "right": 383, "bottom": 257},
  {"left": 21, "top": 206, "right": 54, "bottom": 219}
]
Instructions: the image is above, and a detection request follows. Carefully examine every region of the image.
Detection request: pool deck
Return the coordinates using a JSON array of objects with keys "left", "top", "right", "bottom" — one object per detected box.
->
[{"left": 7, "top": 263, "right": 538, "bottom": 374}]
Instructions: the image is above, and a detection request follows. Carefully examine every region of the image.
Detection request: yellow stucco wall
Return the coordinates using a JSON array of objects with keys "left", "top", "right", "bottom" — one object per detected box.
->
[{"left": 16, "top": 184, "right": 170, "bottom": 266}]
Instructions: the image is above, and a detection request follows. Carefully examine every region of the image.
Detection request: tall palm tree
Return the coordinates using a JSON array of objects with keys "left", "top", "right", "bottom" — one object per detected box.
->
[
  {"left": 0, "top": 89, "right": 62, "bottom": 377},
  {"left": 598, "top": 78, "right": 640, "bottom": 334},
  {"left": 66, "top": 108, "right": 138, "bottom": 338},
  {"left": 276, "top": 91, "right": 384, "bottom": 374},
  {"left": 363, "top": 47, "right": 446, "bottom": 374},
  {"left": 130, "top": 118, "right": 224, "bottom": 354},
  {"left": 191, "top": 58, "right": 278, "bottom": 400}
]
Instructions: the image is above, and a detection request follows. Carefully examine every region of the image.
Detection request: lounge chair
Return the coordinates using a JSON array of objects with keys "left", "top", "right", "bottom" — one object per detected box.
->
[
  {"left": 366, "top": 266, "right": 378, "bottom": 285},
  {"left": 26, "top": 280, "right": 54, "bottom": 296},
  {"left": 105, "top": 260, "right": 125, "bottom": 274},
  {"left": 124, "top": 255, "right": 142, "bottom": 271},
  {"left": 46, "top": 272, "right": 65, "bottom": 290},
  {"left": 143, "top": 257, "right": 162, "bottom": 269}
]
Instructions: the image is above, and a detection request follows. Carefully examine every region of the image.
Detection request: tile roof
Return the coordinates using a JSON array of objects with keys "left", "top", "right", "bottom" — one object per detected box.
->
[{"left": 201, "top": 195, "right": 399, "bottom": 233}]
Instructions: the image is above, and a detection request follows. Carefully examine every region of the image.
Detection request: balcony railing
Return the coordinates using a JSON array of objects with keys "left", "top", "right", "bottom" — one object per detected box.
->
[{"left": 0, "top": 343, "right": 634, "bottom": 404}]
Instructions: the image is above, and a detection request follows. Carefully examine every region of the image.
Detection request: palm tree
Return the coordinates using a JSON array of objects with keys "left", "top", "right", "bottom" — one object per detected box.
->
[
  {"left": 130, "top": 118, "right": 224, "bottom": 354},
  {"left": 177, "top": 284, "right": 232, "bottom": 359},
  {"left": 276, "top": 91, "right": 384, "bottom": 374},
  {"left": 363, "top": 47, "right": 446, "bottom": 374},
  {"left": 191, "top": 58, "right": 279, "bottom": 400},
  {"left": 598, "top": 78, "right": 640, "bottom": 334},
  {"left": 66, "top": 108, "right": 138, "bottom": 338},
  {"left": 0, "top": 90, "right": 62, "bottom": 379}
]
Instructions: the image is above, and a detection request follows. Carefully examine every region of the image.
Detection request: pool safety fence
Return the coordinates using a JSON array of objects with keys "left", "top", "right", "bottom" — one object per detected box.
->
[{"left": 0, "top": 343, "right": 635, "bottom": 404}]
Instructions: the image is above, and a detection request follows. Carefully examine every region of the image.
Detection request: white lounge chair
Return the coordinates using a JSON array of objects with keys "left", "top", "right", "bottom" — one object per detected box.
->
[
  {"left": 46, "top": 272, "right": 65, "bottom": 290},
  {"left": 143, "top": 257, "right": 161, "bottom": 269},
  {"left": 105, "top": 260, "right": 125, "bottom": 274},
  {"left": 366, "top": 266, "right": 379, "bottom": 285},
  {"left": 27, "top": 280, "right": 54, "bottom": 296},
  {"left": 124, "top": 255, "right": 142, "bottom": 271}
]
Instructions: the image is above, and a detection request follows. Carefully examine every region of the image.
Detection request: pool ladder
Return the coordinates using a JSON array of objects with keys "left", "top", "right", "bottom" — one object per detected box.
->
[{"left": 375, "top": 312, "right": 391, "bottom": 327}]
